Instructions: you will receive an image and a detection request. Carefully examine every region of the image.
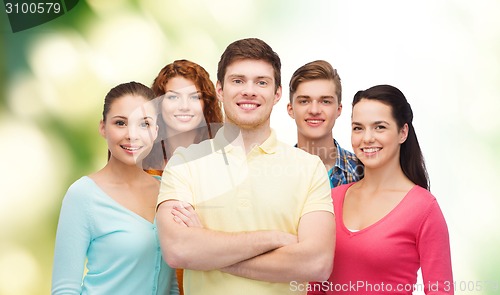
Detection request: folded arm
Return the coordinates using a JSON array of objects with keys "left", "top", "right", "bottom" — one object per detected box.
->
[
  {"left": 219, "top": 210, "right": 335, "bottom": 283},
  {"left": 157, "top": 200, "right": 297, "bottom": 271},
  {"left": 171, "top": 205, "right": 335, "bottom": 282}
]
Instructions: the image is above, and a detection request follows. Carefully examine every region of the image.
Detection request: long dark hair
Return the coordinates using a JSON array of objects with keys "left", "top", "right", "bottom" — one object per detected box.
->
[{"left": 352, "top": 84, "right": 430, "bottom": 190}]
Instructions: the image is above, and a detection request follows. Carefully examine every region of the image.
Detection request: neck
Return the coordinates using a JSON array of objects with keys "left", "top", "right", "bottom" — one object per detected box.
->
[
  {"left": 358, "top": 159, "right": 410, "bottom": 191},
  {"left": 297, "top": 133, "right": 337, "bottom": 169},
  {"left": 224, "top": 121, "right": 271, "bottom": 154},
  {"left": 103, "top": 157, "right": 147, "bottom": 183}
]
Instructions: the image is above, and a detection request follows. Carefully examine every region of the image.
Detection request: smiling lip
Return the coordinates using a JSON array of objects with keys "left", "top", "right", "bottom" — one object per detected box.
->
[
  {"left": 237, "top": 102, "right": 260, "bottom": 110},
  {"left": 305, "top": 118, "right": 325, "bottom": 127},
  {"left": 361, "top": 147, "right": 381, "bottom": 156},
  {"left": 121, "top": 145, "right": 143, "bottom": 154},
  {"left": 174, "top": 114, "right": 194, "bottom": 122}
]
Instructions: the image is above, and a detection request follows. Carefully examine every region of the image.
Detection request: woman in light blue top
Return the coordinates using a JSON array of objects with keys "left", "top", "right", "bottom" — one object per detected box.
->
[{"left": 51, "top": 82, "right": 179, "bottom": 295}]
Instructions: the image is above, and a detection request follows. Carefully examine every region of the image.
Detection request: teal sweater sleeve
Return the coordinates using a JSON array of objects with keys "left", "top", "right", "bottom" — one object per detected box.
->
[
  {"left": 52, "top": 176, "right": 179, "bottom": 295},
  {"left": 52, "top": 178, "right": 91, "bottom": 294}
]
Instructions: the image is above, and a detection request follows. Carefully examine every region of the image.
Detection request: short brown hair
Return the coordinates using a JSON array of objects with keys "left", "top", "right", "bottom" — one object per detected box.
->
[
  {"left": 217, "top": 38, "right": 281, "bottom": 91},
  {"left": 289, "top": 60, "right": 341, "bottom": 104}
]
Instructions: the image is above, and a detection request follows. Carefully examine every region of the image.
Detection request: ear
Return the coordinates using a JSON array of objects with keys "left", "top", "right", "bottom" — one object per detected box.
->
[
  {"left": 216, "top": 81, "right": 224, "bottom": 102},
  {"left": 287, "top": 102, "right": 295, "bottom": 119},
  {"left": 153, "top": 124, "right": 159, "bottom": 141},
  {"left": 273, "top": 86, "right": 282, "bottom": 105},
  {"left": 399, "top": 123, "right": 409, "bottom": 144},
  {"left": 99, "top": 120, "right": 106, "bottom": 138},
  {"left": 337, "top": 102, "right": 343, "bottom": 119}
]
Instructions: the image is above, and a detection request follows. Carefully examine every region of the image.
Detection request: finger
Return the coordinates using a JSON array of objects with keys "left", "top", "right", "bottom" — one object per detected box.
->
[
  {"left": 171, "top": 209, "right": 192, "bottom": 224},
  {"left": 183, "top": 202, "right": 197, "bottom": 214},
  {"left": 172, "top": 215, "right": 187, "bottom": 227},
  {"left": 172, "top": 209, "right": 192, "bottom": 226},
  {"left": 175, "top": 201, "right": 193, "bottom": 217}
]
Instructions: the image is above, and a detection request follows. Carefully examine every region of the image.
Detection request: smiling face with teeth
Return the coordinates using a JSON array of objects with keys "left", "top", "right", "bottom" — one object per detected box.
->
[
  {"left": 217, "top": 59, "right": 281, "bottom": 131},
  {"left": 351, "top": 98, "right": 408, "bottom": 170},
  {"left": 287, "top": 79, "right": 342, "bottom": 143},
  {"left": 161, "top": 76, "right": 205, "bottom": 136},
  {"left": 99, "top": 94, "right": 158, "bottom": 166}
]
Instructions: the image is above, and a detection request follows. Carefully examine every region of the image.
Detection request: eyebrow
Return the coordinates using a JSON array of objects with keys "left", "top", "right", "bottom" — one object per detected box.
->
[
  {"left": 227, "top": 74, "right": 273, "bottom": 80},
  {"left": 165, "top": 90, "right": 201, "bottom": 95},
  {"left": 351, "top": 120, "right": 390, "bottom": 125},
  {"left": 296, "top": 95, "right": 335, "bottom": 99},
  {"left": 111, "top": 115, "right": 154, "bottom": 120}
]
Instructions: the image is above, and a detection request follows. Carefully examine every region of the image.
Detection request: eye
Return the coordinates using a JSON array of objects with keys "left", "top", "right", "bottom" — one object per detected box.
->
[
  {"left": 190, "top": 94, "right": 201, "bottom": 100},
  {"left": 115, "top": 120, "right": 126, "bottom": 126},
  {"left": 298, "top": 99, "right": 309, "bottom": 105},
  {"left": 322, "top": 100, "right": 333, "bottom": 105},
  {"left": 257, "top": 80, "right": 268, "bottom": 86},
  {"left": 232, "top": 79, "right": 243, "bottom": 84},
  {"left": 139, "top": 121, "right": 150, "bottom": 128},
  {"left": 352, "top": 126, "right": 362, "bottom": 131},
  {"left": 166, "top": 95, "right": 179, "bottom": 100},
  {"left": 375, "top": 125, "right": 386, "bottom": 130}
]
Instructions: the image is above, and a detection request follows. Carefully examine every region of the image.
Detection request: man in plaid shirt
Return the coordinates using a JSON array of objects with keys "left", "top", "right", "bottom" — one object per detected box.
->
[{"left": 287, "top": 60, "right": 362, "bottom": 187}]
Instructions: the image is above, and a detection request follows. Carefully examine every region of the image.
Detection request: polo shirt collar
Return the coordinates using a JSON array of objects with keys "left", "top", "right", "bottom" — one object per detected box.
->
[
  {"left": 256, "top": 129, "right": 277, "bottom": 154},
  {"left": 213, "top": 127, "right": 277, "bottom": 155}
]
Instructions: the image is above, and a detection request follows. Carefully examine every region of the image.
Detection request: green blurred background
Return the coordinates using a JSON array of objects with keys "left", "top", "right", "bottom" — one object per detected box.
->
[{"left": 1, "top": 0, "right": 499, "bottom": 294}]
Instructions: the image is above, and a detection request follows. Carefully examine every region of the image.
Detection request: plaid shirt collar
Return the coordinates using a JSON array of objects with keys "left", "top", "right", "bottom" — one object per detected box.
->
[
  {"left": 293, "top": 139, "right": 361, "bottom": 187},
  {"left": 329, "top": 139, "right": 361, "bottom": 187}
]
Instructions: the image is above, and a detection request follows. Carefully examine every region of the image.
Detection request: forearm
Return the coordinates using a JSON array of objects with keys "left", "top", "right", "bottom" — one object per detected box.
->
[
  {"left": 52, "top": 190, "right": 89, "bottom": 295},
  {"left": 157, "top": 201, "right": 295, "bottom": 271},
  {"left": 221, "top": 239, "right": 333, "bottom": 282},
  {"left": 221, "top": 211, "right": 335, "bottom": 283}
]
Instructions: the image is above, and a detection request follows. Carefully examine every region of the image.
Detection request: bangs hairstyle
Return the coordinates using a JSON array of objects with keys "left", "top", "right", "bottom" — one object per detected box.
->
[{"left": 289, "top": 60, "right": 342, "bottom": 104}]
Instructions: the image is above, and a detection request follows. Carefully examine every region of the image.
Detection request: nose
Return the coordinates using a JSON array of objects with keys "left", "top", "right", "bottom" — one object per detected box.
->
[
  {"left": 308, "top": 100, "right": 321, "bottom": 115},
  {"left": 126, "top": 125, "right": 140, "bottom": 141},
  {"left": 241, "top": 83, "right": 256, "bottom": 97},
  {"left": 362, "top": 129, "right": 375, "bottom": 143},
  {"left": 178, "top": 96, "right": 190, "bottom": 111}
]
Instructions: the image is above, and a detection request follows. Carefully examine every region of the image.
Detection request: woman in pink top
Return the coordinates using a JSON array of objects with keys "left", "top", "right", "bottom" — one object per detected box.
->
[{"left": 308, "top": 84, "right": 453, "bottom": 294}]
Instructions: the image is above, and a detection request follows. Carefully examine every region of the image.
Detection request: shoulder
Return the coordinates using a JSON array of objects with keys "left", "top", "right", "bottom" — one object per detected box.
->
[
  {"left": 407, "top": 185, "right": 438, "bottom": 206},
  {"left": 65, "top": 176, "right": 96, "bottom": 199},
  {"left": 332, "top": 183, "right": 353, "bottom": 199},
  {"left": 59, "top": 176, "right": 96, "bottom": 217},
  {"left": 403, "top": 185, "right": 447, "bottom": 224},
  {"left": 276, "top": 140, "right": 322, "bottom": 163},
  {"left": 277, "top": 142, "right": 327, "bottom": 177}
]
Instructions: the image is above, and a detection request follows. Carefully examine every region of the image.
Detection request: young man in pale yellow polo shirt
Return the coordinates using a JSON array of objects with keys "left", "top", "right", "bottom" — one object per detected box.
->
[{"left": 156, "top": 38, "right": 335, "bottom": 295}]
